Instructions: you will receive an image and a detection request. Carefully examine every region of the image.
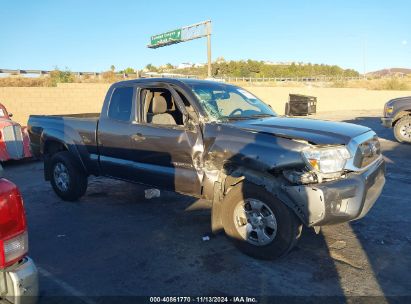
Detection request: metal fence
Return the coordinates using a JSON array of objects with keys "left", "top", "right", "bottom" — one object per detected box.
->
[
  {"left": 222, "top": 76, "right": 367, "bottom": 83},
  {"left": 0, "top": 68, "right": 101, "bottom": 76},
  {"left": 1, "top": 68, "right": 406, "bottom": 82},
  {"left": 141, "top": 73, "right": 198, "bottom": 79},
  {"left": 0, "top": 69, "right": 198, "bottom": 79}
]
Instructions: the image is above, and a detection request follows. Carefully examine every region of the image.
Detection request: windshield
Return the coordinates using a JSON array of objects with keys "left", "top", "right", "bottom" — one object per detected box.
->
[{"left": 189, "top": 82, "right": 276, "bottom": 121}]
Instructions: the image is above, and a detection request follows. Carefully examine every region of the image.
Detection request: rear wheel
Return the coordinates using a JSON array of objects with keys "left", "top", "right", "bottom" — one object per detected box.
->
[
  {"left": 222, "top": 182, "right": 301, "bottom": 260},
  {"left": 394, "top": 116, "right": 411, "bottom": 143},
  {"left": 50, "top": 151, "right": 88, "bottom": 201}
]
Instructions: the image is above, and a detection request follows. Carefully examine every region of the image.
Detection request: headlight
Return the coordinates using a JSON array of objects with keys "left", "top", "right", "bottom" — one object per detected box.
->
[
  {"left": 302, "top": 146, "right": 351, "bottom": 174},
  {"left": 385, "top": 106, "right": 394, "bottom": 115}
]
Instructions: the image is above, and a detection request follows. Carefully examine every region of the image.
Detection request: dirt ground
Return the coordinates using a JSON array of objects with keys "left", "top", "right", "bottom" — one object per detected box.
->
[{"left": 2, "top": 110, "right": 411, "bottom": 303}]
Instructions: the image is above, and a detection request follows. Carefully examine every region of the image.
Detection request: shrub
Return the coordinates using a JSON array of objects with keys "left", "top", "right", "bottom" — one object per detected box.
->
[
  {"left": 49, "top": 69, "right": 74, "bottom": 86},
  {"left": 101, "top": 71, "right": 117, "bottom": 83},
  {"left": 379, "top": 78, "right": 410, "bottom": 90},
  {"left": 331, "top": 80, "right": 348, "bottom": 88},
  {"left": 0, "top": 77, "right": 49, "bottom": 87}
]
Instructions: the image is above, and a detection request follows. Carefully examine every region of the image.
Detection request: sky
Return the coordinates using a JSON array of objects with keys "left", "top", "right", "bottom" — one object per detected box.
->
[{"left": 1, "top": 0, "right": 410, "bottom": 73}]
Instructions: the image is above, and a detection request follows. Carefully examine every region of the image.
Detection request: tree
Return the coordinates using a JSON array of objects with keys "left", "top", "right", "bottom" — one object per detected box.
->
[
  {"left": 145, "top": 64, "right": 157, "bottom": 72},
  {"left": 139, "top": 60, "right": 359, "bottom": 78},
  {"left": 123, "top": 67, "right": 135, "bottom": 74},
  {"left": 110, "top": 65, "right": 115, "bottom": 72}
]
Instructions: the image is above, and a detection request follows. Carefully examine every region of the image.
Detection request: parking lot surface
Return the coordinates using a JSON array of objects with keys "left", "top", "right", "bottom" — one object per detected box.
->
[{"left": 3, "top": 110, "right": 411, "bottom": 301}]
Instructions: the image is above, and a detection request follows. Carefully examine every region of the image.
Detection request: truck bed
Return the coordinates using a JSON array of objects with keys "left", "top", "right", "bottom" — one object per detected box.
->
[
  {"left": 28, "top": 114, "right": 99, "bottom": 167},
  {"left": 37, "top": 113, "right": 100, "bottom": 119}
]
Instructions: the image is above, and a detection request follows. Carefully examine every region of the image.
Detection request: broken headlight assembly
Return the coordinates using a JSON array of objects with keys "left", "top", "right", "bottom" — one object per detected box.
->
[{"left": 283, "top": 146, "right": 351, "bottom": 184}]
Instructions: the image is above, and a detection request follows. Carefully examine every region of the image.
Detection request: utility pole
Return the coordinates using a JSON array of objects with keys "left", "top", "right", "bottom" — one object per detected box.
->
[
  {"left": 206, "top": 21, "right": 212, "bottom": 78},
  {"left": 362, "top": 38, "right": 367, "bottom": 77}
]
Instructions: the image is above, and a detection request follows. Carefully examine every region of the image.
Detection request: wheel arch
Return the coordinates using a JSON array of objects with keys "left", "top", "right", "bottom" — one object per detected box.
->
[
  {"left": 43, "top": 139, "right": 68, "bottom": 156},
  {"left": 393, "top": 110, "right": 411, "bottom": 126},
  {"left": 211, "top": 165, "right": 307, "bottom": 234},
  {"left": 43, "top": 138, "right": 87, "bottom": 181}
]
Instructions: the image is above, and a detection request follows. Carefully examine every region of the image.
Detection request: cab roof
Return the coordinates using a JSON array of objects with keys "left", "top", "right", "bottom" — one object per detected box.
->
[{"left": 112, "top": 77, "right": 235, "bottom": 88}]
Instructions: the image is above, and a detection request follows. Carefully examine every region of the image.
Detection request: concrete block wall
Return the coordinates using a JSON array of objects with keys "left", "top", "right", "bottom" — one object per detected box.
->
[
  {"left": 0, "top": 83, "right": 410, "bottom": 125},
  {"left": 0, "top": 83, "right": 110, "bottom": 125},
  {"left": 245, "top": 86, "right": 411, "bottom": 114}
]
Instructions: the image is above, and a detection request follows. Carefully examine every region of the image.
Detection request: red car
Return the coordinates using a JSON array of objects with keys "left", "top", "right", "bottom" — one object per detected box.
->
[
  {"left": 0, "top": 103, "right": 31, "bottom": 162},
  {"left": 0, "top": 165, "right": 38, "bottom": 303}
]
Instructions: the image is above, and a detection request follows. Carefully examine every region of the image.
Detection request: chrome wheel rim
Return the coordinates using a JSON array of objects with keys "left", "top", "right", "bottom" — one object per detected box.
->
[
  {"left": 233, "top": 198, "right": 278, "bottom": 246},
  {"left": 53, "top": 162, "right": 70, "bottom": 192},
  {"left": 400, "top": 122, "right": 411, "bottom": 140}
]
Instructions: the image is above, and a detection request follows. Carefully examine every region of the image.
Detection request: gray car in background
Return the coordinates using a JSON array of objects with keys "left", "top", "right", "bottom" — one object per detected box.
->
[{"left": 381, "top": 96, "right": 411, "bottom": 143}]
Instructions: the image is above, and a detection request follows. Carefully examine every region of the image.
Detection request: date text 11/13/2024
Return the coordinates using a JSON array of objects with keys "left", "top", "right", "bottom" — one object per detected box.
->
[{"left": 149, "top": 296, "right": 258, "bottom": 303}]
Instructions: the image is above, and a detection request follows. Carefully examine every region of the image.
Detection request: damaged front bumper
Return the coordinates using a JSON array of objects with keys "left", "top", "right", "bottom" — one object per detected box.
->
[
  {"left": 381, "top": 117, "right": 393, "bottom": 128},
  {"left": 284, "top": 157, "right": 385, "bottom": 226}
]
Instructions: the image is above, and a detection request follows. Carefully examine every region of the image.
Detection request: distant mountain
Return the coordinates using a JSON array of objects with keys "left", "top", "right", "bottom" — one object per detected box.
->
[{"left": 367, "top": 68, "right": 411, "bottom": 77}]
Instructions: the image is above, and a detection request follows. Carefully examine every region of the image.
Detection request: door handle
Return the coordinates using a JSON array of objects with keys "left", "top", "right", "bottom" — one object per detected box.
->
[{"left": 131, "top": 133, "right": 145, "bottom": 141}]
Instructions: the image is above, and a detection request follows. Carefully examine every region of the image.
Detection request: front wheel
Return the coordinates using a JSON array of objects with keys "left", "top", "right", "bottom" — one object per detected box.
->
[
  {"left": 50, "top": 151, "right": 88, "bottom": 201},
  {"left": 222, "top": 182, "right": 301, "bottom": 260},
  {"left": 394, "top": 116, "right": 411, "bottom": 143}
]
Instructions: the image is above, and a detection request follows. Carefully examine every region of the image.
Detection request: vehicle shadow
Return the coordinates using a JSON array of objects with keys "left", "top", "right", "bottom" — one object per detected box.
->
[
  {"left": 341, "top": 116, "right": 411, "bottom": 301},
  {"left": 1, "top": 157, "right": 40, "bottom": 168}
]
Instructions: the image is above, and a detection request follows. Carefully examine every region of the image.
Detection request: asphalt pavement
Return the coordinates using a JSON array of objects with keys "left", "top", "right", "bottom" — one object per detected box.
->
[{"left": 3, "top": 110, "right": 411, "bottom": 302}]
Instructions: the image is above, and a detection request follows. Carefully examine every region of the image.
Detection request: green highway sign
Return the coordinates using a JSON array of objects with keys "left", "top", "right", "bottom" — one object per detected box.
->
[
  {"left": 150, "top": 29, "right": 182, "bottom": 47},
  {"left": 147, "top": 20, "right": 212, "bottom": 77}
]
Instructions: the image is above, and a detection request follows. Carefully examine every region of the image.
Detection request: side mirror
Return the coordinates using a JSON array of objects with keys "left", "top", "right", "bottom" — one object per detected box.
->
[{"left": 8, "top": 113, "right": 13, "bottom": 118}]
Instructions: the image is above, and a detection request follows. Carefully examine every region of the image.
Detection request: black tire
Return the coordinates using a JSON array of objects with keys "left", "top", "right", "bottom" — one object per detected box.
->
[
  {"left": 222, "top": 182, "right": 301, "bottom": 260},
  {"left": 394, "top": 116, "right": 411, "bottom": 144},
  {"left": 49, "top": 151, "right": 88, "bottom": 201}
]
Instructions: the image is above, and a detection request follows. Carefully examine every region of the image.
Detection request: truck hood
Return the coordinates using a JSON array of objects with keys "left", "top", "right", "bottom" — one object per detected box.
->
[
  {"left": 386, "top": 96, "right": 411, "bottom": 108},
  {"left": 228, "top": 117, "right": 371, "bottom": 145}
]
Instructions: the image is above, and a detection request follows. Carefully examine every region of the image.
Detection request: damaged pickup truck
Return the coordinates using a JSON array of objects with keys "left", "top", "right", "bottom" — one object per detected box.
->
[{"left": 28, "top": 79, "right": 385, "bottom": 259}]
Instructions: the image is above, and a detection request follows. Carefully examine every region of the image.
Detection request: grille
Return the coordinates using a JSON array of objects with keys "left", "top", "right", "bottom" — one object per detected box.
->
[
  {"left": 353, "top": 136, "right": 381, "bottom": 168},
  {"left": 2, "top": 125, "right": 24, "bottom": 159}
]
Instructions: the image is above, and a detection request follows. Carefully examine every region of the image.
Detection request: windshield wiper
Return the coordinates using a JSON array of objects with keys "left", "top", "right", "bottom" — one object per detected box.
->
[
  {"left": 248, "top": 114, "right": 276, "bottom": 118},
  {"left": 225, "top": 113, "right": 276, "bottom": 121},
  {"left": 225, "top": 116, "right": 252, "bottom": 121}
]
